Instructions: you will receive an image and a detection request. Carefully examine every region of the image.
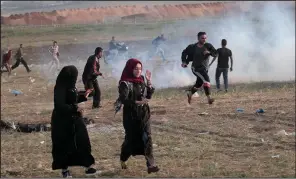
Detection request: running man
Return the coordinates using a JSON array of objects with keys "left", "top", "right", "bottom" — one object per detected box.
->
[
  {"left": 148, "top": 34, "right": 166, "bottom": 61},
  {"left": 48, "top": 41, "right": 60, "bottom": 71},
  {"left": 12, "top": 44, "right": 31, "bottom": 73},
  {"left": 181, "top": 32, "right": 217, "bottom": 104},
  {"left": 209, "top": 39, "right": 233, "bottom": 92}
]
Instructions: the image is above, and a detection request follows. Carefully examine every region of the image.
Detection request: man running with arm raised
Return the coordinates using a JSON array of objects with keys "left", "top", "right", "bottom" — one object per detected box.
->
[{"left": 181, "top": 32, "right": 217, "bottom": 104}]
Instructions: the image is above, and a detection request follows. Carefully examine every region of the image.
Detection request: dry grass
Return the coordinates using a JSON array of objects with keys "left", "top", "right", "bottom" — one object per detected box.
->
[{"left": 1, "top": 67, "right": 295, "bottom": 178}]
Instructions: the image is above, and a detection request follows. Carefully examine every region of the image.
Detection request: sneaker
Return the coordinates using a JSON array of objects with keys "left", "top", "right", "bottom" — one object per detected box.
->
[
  {"left": 225, "top": 89, "right": 228, "bottom": 93},
  {"left": 147, "top": 166, "right": 160, "bottom": 174},
  {"left": 85, "top": 167, "right": 97, "bottom": 175},
  {"left": 187, "top": 91, "right": 193, "bottom": 104},
  {"left": 121, "top": 161, "right": 127, "bottom": 169},
  {"left": 62, "top": 170, "right": 72, "bottom": 178}
]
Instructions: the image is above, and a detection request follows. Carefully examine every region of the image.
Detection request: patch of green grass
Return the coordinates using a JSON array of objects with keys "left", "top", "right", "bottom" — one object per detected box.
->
[{"left": 1, "top": 21, "right": 173, "bottom": 39}]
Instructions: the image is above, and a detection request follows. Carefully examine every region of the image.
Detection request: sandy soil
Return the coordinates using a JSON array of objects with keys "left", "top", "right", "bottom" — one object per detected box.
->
[
  {"left": 0, "top": 1, "right": 295, "bottom": 178},
  {"left": 1, "top": 68, "right": 295, "bottom": 177}
]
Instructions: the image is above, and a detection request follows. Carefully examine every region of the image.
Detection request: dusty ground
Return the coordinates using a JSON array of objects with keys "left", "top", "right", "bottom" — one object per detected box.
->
[
  {"left": 1, "top": 2, "right": 295, "bottom": 176},
  {"left": 1, "top": 67, "right": 295, "bottom": 178}
]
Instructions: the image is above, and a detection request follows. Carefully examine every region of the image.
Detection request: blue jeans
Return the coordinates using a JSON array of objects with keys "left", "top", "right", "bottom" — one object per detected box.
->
[{"left": 215, "top": 68, "right": 228, "bottom": 90}]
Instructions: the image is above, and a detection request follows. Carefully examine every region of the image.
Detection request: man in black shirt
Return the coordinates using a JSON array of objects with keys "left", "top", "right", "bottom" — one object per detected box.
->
[
  {"left": 181, "top": 32, "right": 217, "bottom": 104},
  {"left": 209, "top": 39, "right": 233, "bottom": 92},
  {"left": 82, "top": 47, "right": 104, "bottom": 109}
]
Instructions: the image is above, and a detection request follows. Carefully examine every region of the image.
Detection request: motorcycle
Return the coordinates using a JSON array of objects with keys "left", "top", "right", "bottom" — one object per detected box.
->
[{"left": 104, "top": 42, "right": 129, "bottom": 64}]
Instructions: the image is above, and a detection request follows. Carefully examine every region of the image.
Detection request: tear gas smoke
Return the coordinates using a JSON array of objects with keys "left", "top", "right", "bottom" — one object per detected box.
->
[{"left": 106, "top": 1, "right": 295, "bottom": 89}]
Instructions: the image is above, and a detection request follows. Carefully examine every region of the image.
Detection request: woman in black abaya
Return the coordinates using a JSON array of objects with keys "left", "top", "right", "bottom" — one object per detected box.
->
[
  {"left": 118, "top": 58, "right": 160, "bottom": 174},
  {"left": 51, "top": 65, "right": 97, "bottom": 178}
]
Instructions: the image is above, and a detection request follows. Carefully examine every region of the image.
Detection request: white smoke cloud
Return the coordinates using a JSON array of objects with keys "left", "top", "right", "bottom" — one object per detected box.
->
[
  {"left": 129, "top": 1, "right": 295, "bottom": 89},
  {"left": 39, "top": 2, "right": 295, "bottom": 90}
]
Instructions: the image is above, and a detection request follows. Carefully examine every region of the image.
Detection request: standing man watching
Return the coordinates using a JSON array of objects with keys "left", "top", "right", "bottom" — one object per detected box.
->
[{"left": 209, "top": 39, "right": 233, "bottom": 92}]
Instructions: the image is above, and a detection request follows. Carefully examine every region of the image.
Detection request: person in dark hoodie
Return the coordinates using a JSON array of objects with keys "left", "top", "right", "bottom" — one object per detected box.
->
[
  {"left": 51, "top": 65, "right": 97, "bottom": 178},
  {"left": 82, "top": 47, "right": 104, "bottom": 109},
  {"left": 117, "top": 58, "right": 160, "bottom": 174},
  {"left": 181, "top": 32, "right": 217, "bottom": 104}
]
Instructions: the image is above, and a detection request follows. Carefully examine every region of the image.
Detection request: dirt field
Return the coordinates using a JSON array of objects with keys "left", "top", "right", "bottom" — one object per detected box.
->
[
  {"left": 1, "top": 1, "right": 295, "bottom": 177},
  {"left": 1, "top": 67, "right": 295, "bottom": 178}
]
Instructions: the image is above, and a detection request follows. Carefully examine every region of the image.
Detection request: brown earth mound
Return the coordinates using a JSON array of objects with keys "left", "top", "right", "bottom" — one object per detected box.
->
[{"left": 1, "top": 2, "right": 242, "bottom": 25}]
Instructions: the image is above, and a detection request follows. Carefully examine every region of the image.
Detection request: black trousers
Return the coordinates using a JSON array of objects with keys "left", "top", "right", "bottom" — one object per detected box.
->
[
  {"left": 12, "top": 57, "right": 30, "bottom": 72},
  {"left": 191, "top": 67, "right": 211, "bottom": 96},
  {"left": 83, "top": 78, "right": 101, "bottom": 108}
]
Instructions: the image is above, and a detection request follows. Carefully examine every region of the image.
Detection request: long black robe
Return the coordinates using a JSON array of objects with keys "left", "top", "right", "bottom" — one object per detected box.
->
[
  {"left": 118, "top": 76, "right": 155, "bottom": 167},
  {"left": 51, "top": 66, "right": 95, "bottom": 170}
]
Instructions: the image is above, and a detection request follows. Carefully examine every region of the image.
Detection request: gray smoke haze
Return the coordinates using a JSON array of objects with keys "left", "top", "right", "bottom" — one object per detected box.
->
[
  {"left": 33, "top": 1, "right": 294, "bottom": 90},
  {"left": 106, "top": 1, "right": 295, "bottom": 89}
]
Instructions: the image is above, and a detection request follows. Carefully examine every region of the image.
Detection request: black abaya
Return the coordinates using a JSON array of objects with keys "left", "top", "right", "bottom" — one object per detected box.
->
[
  {"left": 118, "top": 76, "right": 155, "bottom": 167},
  {"left": 51, "top": 66, "right": 95, "bottom": 170}
]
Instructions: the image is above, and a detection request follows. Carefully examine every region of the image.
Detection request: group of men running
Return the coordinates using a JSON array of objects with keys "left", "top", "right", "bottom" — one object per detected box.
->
[
  {"left": 1, "top": 40, "right": 60, "bottom": 76},
  {"left": 1, "top": 44, "right": 31, "bottom": 76},
  {"left": 83, "top": 31, "right": 234, "bottom": 109},
  {"left": 2, "top": 32, "right": 233, "bottom": 107}
]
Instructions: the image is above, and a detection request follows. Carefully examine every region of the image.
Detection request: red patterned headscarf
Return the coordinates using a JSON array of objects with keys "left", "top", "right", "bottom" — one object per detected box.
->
[{"left": 119, "top": 58, "right": 144, "bottom": 83}]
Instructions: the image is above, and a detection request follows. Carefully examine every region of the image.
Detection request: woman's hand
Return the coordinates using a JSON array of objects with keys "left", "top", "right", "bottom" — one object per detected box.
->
[
  {"left": 136, "top": 98, "right": 149, "bottom": 105},
  {"left": 145, "top": 70, "right": 152, "bottom": 87},
  {"left": 145, "top": 70, "right": 152, "bottom": 81}
]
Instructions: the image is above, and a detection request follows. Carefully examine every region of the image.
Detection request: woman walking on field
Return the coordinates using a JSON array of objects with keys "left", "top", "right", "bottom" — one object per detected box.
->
[
  {"left": 117, "top": 58, "right": 160, "bottom": 174},
  {"left": 51, "top": 65, "right": 97, "bottom": 178}
]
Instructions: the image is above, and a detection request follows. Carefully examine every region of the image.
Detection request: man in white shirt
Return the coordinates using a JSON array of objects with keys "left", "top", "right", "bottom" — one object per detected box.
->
[{"left": 48, "top": 41, "right": 60, "bottom": 71}]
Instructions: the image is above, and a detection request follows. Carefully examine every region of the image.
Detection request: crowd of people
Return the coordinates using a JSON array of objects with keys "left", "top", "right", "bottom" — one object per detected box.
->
[{"left": 1, "top": 31, "right": 234, "bottom": 178}]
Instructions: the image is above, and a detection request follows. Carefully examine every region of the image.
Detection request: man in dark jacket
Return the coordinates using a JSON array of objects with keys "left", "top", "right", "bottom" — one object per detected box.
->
[
  {"left": 12, "top": 44, "right": 31, "bottom": 73},
  {"left": 181, "top": 32, "right": 217, "bottom": 105},
  {"left": 82, "top": 47, "right": 104, "bottom": 109}
]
